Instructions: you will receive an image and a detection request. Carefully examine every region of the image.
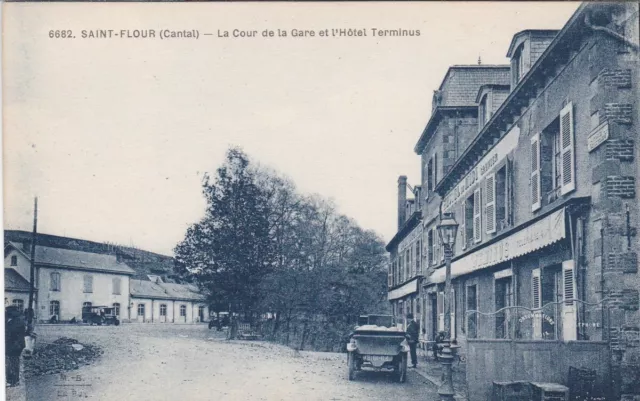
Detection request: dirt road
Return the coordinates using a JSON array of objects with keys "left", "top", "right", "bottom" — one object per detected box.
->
[{"left": 13, "top": 324, "right": 439, "bottom": 401}]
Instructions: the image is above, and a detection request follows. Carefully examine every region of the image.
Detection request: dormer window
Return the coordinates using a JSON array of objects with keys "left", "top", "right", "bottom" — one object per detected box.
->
[
  {"left": 479, "top": 93, "right": 492, "bottom": 128},
  {"left": 513, "top": 44, "right": 526, "bottom": 83}
]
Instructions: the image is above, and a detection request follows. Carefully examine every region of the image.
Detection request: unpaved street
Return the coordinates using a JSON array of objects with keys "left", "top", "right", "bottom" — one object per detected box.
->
[{"left": 16, "top": 324, "right": 439, "bottom": 401}]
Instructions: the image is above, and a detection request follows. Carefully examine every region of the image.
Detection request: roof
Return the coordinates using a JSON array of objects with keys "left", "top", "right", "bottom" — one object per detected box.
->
[
  {"left": 130, "top": 279, "right": 205, "bottom": 301},
  {"left": 6, "top": 242, "right": 135, "bottom": 275},
  {"left": 160, "top": 283, "right": 205, "bottom": 301},
  {"left": 436, "top": 65, "right": 511, "bottom": 107},
  {"left": 4, "top": 268, "right": 31, "bottom": 292},
  {"left": 130, "top": 279, "right": 170, "bottom": 299},
  {"left": 506, "top": 30, "right": 560, "bottom": 57}
]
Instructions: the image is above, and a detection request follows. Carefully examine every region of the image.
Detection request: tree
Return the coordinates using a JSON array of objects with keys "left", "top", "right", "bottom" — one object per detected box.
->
[{"left": 174, "top": 148, "right": 276, "bottom": 321}]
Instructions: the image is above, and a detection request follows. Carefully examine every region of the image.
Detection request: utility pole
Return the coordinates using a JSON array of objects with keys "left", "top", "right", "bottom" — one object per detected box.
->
[{"left": 27, "top": 197, "right": 38, "bottom": 330}]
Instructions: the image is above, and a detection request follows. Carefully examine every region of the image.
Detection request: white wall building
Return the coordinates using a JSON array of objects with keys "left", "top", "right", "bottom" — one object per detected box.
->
[
  {"left": 130, "top": 278, "right": 208, "bottom": 324},
  {"left": 4, "top": 241, "right": 134, "bottom": 322}
]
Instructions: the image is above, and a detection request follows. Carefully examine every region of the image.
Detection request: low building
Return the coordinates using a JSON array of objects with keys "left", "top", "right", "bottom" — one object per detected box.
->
[
  {"left": 130, "top": 277, "right": 208, "bottom": 324},
  {"left": 4, "top": 241, "right": 134, "bottom": 322}
]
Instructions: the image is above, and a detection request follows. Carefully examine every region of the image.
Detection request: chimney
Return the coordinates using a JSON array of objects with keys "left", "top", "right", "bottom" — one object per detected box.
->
[{"left": 398, "top": 175, "right": 408, "bottom": 230}]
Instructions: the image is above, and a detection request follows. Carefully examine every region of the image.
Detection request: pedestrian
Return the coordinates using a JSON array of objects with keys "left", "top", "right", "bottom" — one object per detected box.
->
[
  {"left": 405, "top": 313, "right": 419, "bottom": 368},
  {"left": 5, "top": 305, "right": 26, "bottom": 387}
]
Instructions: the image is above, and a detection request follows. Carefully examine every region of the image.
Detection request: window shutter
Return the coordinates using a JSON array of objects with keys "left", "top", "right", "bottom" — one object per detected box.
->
[
  {"left": 437, "top": 292, "right": 444, "bottom": 332},
  {"left": 388, "top": 263, "right": 392, "bottom": 287},
  {"left": 434, "top": 153, "right": 438, "bottom": 187},
  {"left": 530, "top": 133, "right": 542, "bottom": 211},
  {"left": 560, "top": 102, "right": 575, "bottom": 195},
  {"left": 485, "top": 174, "right": 496, "bottom": 234},
  {"left": 532, "top": 268, "right": 542, "bottom": 339},
  {"left": 432, "top": 228, "right": 437, "bottom": 265},
  {"left": 562, "top": 260, "right": 577, "bottom": 341},
  {"left": 460, "top": 204, "right": 466, "bottom": 250},
  {"left": 473, "top": 188, "right": 482, "bottom": 243}
]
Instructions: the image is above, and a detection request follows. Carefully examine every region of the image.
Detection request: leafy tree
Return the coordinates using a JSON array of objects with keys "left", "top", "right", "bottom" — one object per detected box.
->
[{"left": 174, "top": 148, "right": 276, "bottom": 320}]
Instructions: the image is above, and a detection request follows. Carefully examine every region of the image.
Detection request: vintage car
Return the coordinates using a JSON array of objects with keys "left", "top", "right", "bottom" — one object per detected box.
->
[
  {"left": 81, "top": 306, "right": 120, "bottom": 326},
  {"left": 346, "top": 314, "right": 409, "bottom": 383}
]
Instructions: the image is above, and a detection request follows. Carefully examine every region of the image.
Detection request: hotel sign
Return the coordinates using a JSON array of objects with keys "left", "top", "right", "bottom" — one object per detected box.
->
[
  {"left": 442, "top": 126, "right": 520, "bottom": 212},
  {"left": 429, "top": 208, "right": 566, "bottom": 283},
  {"left": 587, "top": 121, "right": 609, "bottom": 153}
]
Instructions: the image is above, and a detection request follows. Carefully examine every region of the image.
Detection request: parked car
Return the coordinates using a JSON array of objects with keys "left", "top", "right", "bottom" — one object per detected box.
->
[{"left": 81, "top": 306, "right": 120, "bottom": 326}]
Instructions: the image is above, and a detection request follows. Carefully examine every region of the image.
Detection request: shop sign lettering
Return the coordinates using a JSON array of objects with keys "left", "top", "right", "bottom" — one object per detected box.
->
[{"left": 443, "top": 126, "right": 520, "bottom": 211}]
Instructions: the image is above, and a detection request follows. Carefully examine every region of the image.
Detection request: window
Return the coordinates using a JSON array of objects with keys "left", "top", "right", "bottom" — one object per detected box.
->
[
  {"left": 180, "top": 305, "right": 187, "bottom": 317},
  {"left": 495, "top": 277, "right": 513, "bottom": 339},
  {"left": 485, "top": 175, "right": 496, "bottom": 234},
  {"left": 466, "top": 285, "right": 477, "bottom": 338},
  {"left": 512, "top": 44, "right": 526, "bottom": 83},
  {"left": 427, "top": 158, "right": 434, "bottom": 193},
  {"left": 534, "top": 102, "right": 575, "bottom": 210},
  {"left": 12, "top": 299, "right": 24, "bottom": 312},
  {"left": 405, "top": 249, "right": 411, "bottom": 279},
  {"left": 112, "top": 277, "right": 121, "bottom": 295},
  {"left": 10, "top": 255, "right": 17, "bottom": 266},
  {"left": 388, "top": 262, "right": 393, "bottom": 288},
  {"left": 479, "top": 93, "right": 492, "bottom": 127},
  {"left": 83, "top": 275, "right": 93, "bottom": 293},
  {"left": 137, "top": 304, "right": 146, "bottom": 317},
  {"left": 495, "top": 166, "right": 507, "bottom": 231},
  {"left": 473, "top": 188, "right": 482, "bottom": 243},
  {"left": 562, "top": 260, "right": 577, "bottom": 341},
  {"left": 50, "top": 300, "right": 60, "bottom": 317},
  {"left": 50, "top": 272, "right": 61, "bottom": 291},
  {"left": 427, "top": 229, "right": 434, "bottom": 265},
  {"left": 160, "top": 304, "right": 167, "bottom": 316},
  {"left": 113, "top": 303, "right": 120, "bottom": 316},
  {"left": 415, "top": 239, "right": 421, "bottom": 275},
  {"left": 83, "top": 301, "right": 92, "bottom": 311}
]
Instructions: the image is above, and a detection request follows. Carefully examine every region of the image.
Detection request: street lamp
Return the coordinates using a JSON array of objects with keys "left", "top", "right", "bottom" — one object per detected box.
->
[{"left": 436, "top": 212, "right": 459, "bottom": 401}]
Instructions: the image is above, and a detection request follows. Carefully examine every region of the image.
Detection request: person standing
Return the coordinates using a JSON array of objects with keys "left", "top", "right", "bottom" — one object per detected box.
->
[
  {"left": 406, "top": 313, "right": 420, "bottom": 368},
  {"left": 5, "top": 305, "right": 26, "bottom": 387}
]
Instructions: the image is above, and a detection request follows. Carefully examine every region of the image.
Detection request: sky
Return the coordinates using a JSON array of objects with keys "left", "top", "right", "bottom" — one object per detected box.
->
[{"left": 2, "top": 2, "right": 580, "bottom": 255}]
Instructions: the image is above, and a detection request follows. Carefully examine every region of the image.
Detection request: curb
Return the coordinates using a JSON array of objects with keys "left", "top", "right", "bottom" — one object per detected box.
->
[{"left": 412, "top": 368, "right": 467, "bottom": 401}]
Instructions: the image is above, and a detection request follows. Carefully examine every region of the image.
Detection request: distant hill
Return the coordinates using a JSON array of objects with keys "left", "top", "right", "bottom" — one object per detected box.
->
[{"left": 4, "top": 230, "right": 187, "bottom": 283}]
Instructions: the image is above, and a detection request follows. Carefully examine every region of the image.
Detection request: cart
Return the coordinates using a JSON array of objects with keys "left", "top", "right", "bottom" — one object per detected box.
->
[{"left": 346, "top": 315, "right": 409, "bottom": 383}]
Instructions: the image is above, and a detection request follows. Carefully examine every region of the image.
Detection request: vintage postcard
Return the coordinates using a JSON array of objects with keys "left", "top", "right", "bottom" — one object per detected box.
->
[{"left": 2, "top": 1, "right": 639, "bottom": 400}]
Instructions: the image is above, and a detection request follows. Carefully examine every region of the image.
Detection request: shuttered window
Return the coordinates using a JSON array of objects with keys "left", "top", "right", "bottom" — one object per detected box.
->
[
  {"left": 532, "top": 269, "right": 541, "bottom": 309},
  {"left": 562, "top": 260, "right": 577, "bottom": 341},
  {"left": 532, "top": 268, "right": 542, "bottom": 340},
  {"left": 460, "top": 204, "right": 466, "bottom": 250},
  {"left": 437, "top": 292, "right": 444, "bottom": 332},
  {"left": 473, "top": 188, "right": 482, "bottom": 243},
  {"left": 83, "top": 275, "right": 93, "bottom": 293},
  {"left": 560, "top": 103, "right": 575, "bottom": 195},
  {"left": 531, "top": 133, "right": 541, "bottom": 211},
  {"left": 485, "top": 174, "right": 496, "bottom": 234},
  {"left": 432, "top": 228, "right": 438, "bottom": 266}
]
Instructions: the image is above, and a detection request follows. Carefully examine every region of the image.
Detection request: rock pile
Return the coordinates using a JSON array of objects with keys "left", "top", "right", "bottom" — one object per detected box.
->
[{"left": 24, "top": 337, "right": 103, "bottom": 378}]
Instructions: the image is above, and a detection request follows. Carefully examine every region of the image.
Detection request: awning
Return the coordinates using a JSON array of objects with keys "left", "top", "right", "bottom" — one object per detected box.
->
[
  {"left": 429, "top": 207, "right": 566, "bottom": 284},
  {"left": 388, "top": 277, "right": 419, "bottom": 301}
]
